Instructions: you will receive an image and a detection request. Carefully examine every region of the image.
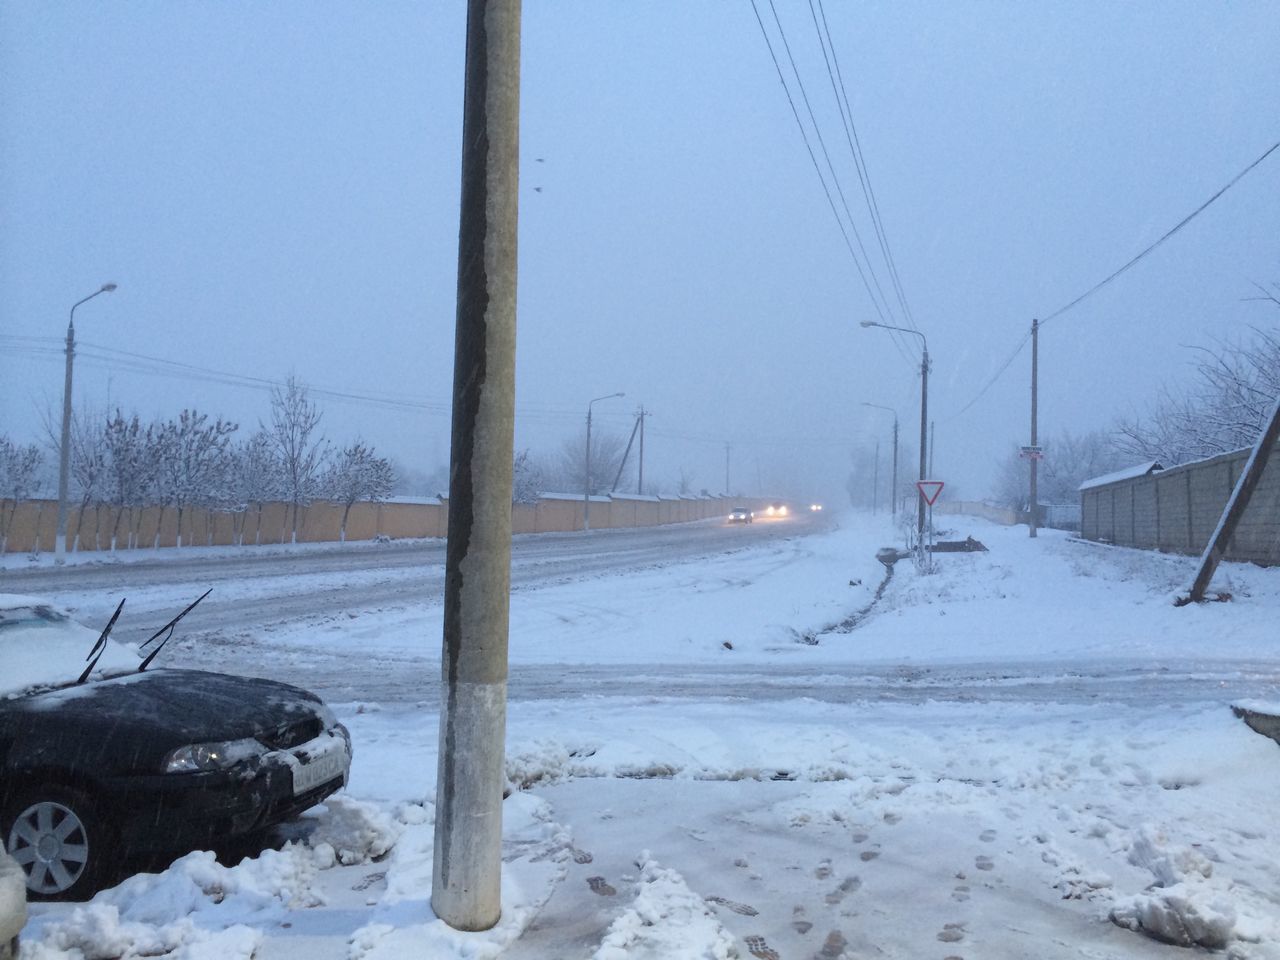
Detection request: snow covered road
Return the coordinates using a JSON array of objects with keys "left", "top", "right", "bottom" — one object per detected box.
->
[{"left": 12, "top": 513, "right": 1280, "bottom": 959}]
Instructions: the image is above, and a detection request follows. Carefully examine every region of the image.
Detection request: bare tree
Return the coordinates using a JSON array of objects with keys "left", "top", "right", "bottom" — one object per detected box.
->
[
  {"left": 994, "top": 430, "right": 1125, "bottom": 510},
  {"left": 512, "top": 449, "right": 543, "bottom": 504},
  {"left": 0, "top": 436, "right": 43, "bottom": 554},
  {"left": 153, "top": 409, "right": 238, "bottom": 547},
  {"left": 69, "top": 410, "right": 111, "bottom": 552},
  {"left": 321, "top": 440, "right": 395, "bottom": 542},
  {"left": 550, "top": 429, "right": 626, "bottom": 495},
  {"left": 266, "top": 376, "right": 328, "bottom": 543},
  {"left": 102, "top": 411, "right": 153, "bottom": 550},
  {"left": 228, "top": 431, "right": 282, "bottom": 546},
  {"left": 1116, "top": 290, "right": 1279, "bottom": 464}
]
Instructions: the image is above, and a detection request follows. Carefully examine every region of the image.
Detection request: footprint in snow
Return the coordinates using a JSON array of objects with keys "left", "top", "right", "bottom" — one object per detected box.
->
[
  {"left": 951, "top": 883, "right": 971, "bottom": 902},
  {"left": 705, "top": 895, "right": 758, "bottom": 916},
  {"left": 818, "top": 929, "right": 849, "bottom": 958},
  {"left": 744, "top": 934, "right": 780, "bottom": 960},
  {"left": 586, "top": 876, "right": 616, "bottom": 896},
  {"left": 792, "top": 905, "right": 813, "bottom": 935},
  {"left": 571, "top": 848, "right": 593, "bottom": 864},
  {"left": 979, "top": 829, "right": 997, "bottom": 843},
  {"left": 937, "top": 922, "right": 966, "bottom": 943},
  {"left": 824, "top": 875, "right": 861, "bottom": 905},
  {"left": 814, "top": 859, "right": 833, "bottom": 880},
  {"left": 975, "top": 855, "right": 995, "bottom": 872}
]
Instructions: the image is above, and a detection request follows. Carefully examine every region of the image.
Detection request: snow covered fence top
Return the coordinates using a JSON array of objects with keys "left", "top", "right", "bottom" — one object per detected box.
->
[{"left": 1079, "top": 460, "right": 1163, "bottom": 492}]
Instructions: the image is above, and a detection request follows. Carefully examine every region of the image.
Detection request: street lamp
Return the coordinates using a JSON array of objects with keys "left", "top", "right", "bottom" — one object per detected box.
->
[
  {"left": 56, "top": 283, "right": 117, "bottom": 560},
  {"left": 860, "top": 320, "right": 928, "bottom": 541},
  {"left": 583, "top": 392, "right": 624, "bottom": 530},
  {"left": 861, "top": 402, "right": 899, "bottom": 517}
]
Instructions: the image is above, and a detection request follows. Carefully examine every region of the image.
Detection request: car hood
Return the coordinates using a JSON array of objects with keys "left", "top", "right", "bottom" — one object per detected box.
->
[{"left": 8, "top": 668, "right": 330, "bottom": 747}]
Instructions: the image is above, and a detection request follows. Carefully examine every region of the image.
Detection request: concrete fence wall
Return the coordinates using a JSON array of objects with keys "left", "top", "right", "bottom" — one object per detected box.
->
[
  {"left": 0, "top": 493, "right": 769, "bottom": 555},
  {"left": 934, "top": 500, "right": 1020, "bottom": 526},
  {"left": 1080, "top": 447, "right": 1280, "bottom": 565}
]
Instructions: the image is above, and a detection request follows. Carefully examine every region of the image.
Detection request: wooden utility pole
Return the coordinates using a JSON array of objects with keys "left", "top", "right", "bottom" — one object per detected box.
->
[
  {"left": 1187, "top": 395, "right": 1280, "bottom": 602},
  {"left": 432, "top": 0, "right": 520, "bottom": 933},
  {"left": 1029, "top": 318, "right": 1039, "bottom": 538}
]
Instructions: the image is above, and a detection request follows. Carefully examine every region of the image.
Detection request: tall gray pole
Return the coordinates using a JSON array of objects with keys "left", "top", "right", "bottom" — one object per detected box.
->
[
  {"left": 637, "top": 405, "right": 646, "bottom": 494},
  {"left": 891, "top": 416, "right": 898, "bottom": 518},
  {"left": 1029, "top": 318, "right": 1039, "bottom": 539},
  {"left": 917, "top": 349, "right": 928, "bottom": 541},
  {"left": 432, "top": 0, "right": 520, "bottom": 932},
  {"left": 56, "top": 284, "right": 116, "bottom": 560},
  {"left": 872, "top": 439, "right": 880, "bottom": 514},
  {"left": 725, "top": 442, "right": 731, "bottom": 494},
  {"left": 929, "top": 420, "right": 935, "bottom": 477},
  {"left": 583, "top": 406, "right": 593, "bottom": 530}
]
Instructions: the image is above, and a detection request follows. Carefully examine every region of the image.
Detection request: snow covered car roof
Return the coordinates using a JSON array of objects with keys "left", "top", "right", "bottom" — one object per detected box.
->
[{"left": 0, "top": 595, "right": 140, "bottom": 698}]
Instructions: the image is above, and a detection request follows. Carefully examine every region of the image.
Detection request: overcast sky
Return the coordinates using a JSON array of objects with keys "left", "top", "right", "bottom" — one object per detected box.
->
[{"left": 1, "top": 1, "right": 1277, "bottom": 504}]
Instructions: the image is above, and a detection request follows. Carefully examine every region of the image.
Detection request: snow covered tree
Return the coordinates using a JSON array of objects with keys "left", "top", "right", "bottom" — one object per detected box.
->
[
  {"left": 69, "top": 411, "right": 110, "bottom": 552},
  {"left": 321, "top": 440, "right": 395, "bottom": 542},
  {"left": 154, "top": 409, "right": 238, "bottom": 547},
  {"left": 228, "top": 431, "right": 282, "bottom": 546},
  {"left": 266, "top": 376, "right": 328, "bottom": 543},
  {"left": 102, "top": 411, "right": 154, "bottom": 550},
  {"left": 1116, "top": 287, "right": 1279, "bottom": 464},
  {"left": 512, "top": 449, "right": 543, "bottom": 504},
  {"left": 0, "top": 435, "right": 43, "bottom": 554}
]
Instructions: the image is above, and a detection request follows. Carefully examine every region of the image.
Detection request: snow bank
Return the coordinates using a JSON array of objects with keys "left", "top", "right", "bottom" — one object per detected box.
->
[{"left": 591, "top": 854, "right": 736, "bottom": 960}]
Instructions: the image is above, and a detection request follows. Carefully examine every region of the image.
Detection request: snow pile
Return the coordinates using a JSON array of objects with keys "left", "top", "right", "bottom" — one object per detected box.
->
[
  {"left": 350, "top": 792, "right": 571, "bottom": 960},
  {"left": 591, "top": 854, "right": 736, "bottom": 960},
  {"left": 29, "top": 845, "right": 322, "bottom": 959},
  {"left": 308, "top": 794, "right": 404, "bottom": 867},
  {"left": 1110, "top": 826, "right": 1236, "bottom": 948}
]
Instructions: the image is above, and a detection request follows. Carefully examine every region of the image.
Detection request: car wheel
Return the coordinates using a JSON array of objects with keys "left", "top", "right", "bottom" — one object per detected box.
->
[{"left": 4, "top": 787, "right": 110, "bottom": 900}]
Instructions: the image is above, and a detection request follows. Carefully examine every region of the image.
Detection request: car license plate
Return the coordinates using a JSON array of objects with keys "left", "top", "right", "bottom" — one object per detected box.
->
[{"left": 292, "top": 738, "right": 348, "bottom": 796}]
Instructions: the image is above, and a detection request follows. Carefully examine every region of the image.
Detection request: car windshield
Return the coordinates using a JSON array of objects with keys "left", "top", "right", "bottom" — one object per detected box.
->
[{"left": 0, "top": 599, "right": 139, "bottom": 698}]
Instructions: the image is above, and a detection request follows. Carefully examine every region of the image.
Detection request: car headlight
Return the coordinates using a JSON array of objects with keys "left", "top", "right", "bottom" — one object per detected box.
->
[
  {"left": 162, "top": 738, "right": 265, "bottom": 773},
  {"left": 779, "top": 506, "right": 788, "bottom": 515}
]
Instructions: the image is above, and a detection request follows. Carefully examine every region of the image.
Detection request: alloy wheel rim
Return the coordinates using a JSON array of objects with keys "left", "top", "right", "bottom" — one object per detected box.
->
[{"left": 7, "top": 801, "right": 89, "bottom": 894}]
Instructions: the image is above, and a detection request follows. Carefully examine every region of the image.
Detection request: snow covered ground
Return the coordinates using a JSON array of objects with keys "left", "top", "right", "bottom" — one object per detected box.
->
[{"left": 14, "top": 513, "right": 1280, "bottom": 959}]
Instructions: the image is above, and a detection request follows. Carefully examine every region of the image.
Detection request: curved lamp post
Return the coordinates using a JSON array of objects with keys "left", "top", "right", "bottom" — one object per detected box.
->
[
  {"left": 860, "top": 321, "right": 928, "bottom": 540},
  {"left": 584, "top": 392, "right": 624, "bottom": 530},
  {"left": 861, "top": 402, "right": 899, "bottom": 517},
  {"left": 56, "top": 283, "right": 117, "bottom": 560}
]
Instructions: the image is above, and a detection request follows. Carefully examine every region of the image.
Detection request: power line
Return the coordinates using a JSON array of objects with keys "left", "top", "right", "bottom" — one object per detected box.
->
[
  {"left": 1040, "top": 138, "right": 1280, "bottom": 328},
  {"left": 809, "top": 0, "right": 918, "bottom": 333},
  {"left": 947, "top": 137, "right": 1280, "bottom": 420},
  {"left": 747, "top": 0, "right": 915, "bottom": 366}
]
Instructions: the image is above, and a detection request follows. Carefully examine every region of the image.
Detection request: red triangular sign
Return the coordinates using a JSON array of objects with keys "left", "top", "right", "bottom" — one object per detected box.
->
[{"left": 916, "top": 480, "right": 944, "bottom": 506}]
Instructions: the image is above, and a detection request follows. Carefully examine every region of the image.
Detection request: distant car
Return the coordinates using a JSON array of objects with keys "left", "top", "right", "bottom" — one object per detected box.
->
[
  {"left": 728, "top": 507, "right": 753, "bottom": 524},
  {"left": 809, "top": 503, "right": 823, "bottom": 512},
  {"left": 0, "top": 595, "right": 351, "bottom": 900},
  {"left": 0, "top": 849, "right": 23, "bottom": 960},
  {"left": 763, "top": 503, "right": 789, "bottom": 518}
]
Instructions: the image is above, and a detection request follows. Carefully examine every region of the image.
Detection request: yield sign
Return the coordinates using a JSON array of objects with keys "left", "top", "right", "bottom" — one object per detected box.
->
[{"left": 916, "top": 480, "right": 945, "bottom": 506}]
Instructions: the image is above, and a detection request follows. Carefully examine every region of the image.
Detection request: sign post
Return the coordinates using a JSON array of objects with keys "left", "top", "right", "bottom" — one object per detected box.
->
[{"left": 916, "top": 481, "right": 944, "bottom": 572}]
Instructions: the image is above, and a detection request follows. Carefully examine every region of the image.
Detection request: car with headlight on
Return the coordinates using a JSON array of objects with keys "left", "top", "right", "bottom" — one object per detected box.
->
[
  {"left": 763, "top": 502, "right": 789, "bottom": 518},
  {"left": 0, "top": 594, "right": 350, "bottom": 900},
  {"left": 0, "top": 848, "right": 23, "bottom": 960},
  {"left": 728, "top": 506, "right": 753, "bottom": 524}
]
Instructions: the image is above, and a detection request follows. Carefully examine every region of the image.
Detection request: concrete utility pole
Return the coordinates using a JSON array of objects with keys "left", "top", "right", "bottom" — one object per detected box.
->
[
  {"left": 637, "top": 405, "right": 648, "bottom": 494},
  {"left": 863, "top": 403, "right": 900, "bottom": 518},
  {"left": 583, "top": 392, "right": 623, "bottom": 530},
  {"left": 56, "top": 283, "right": 117, "bottom": 561},
  {"left": 725, "top": 442, "right": 731, "bottom": 495},
  {"left": 872, "top": 439, "right": 880, "bottom": 513},
  {"left": 432, "top": 0, "right": 521, "bottom": 933},
  {"left": 860, "top": 322, "right": 928, "bottom": 540},
  {"left": 1029, "top": 318, "right": 1039, "bottom": 538},
  {"left": 929, "top": 420, "right": 935, "bottom": 477}
]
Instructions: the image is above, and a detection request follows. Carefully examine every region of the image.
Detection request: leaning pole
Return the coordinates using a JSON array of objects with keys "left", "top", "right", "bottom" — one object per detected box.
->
[{"left": 432, "top": 0, "right": 521, "bottom": 932}]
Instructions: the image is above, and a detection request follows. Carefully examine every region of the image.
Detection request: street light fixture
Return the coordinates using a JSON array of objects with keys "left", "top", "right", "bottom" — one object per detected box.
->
[
  {"left": 583, "top": 392, "right": 624, "bottom": 530},
  {"left": 860, "top": 320, "right": 929, "bottom": 541},
  {"left": 861, "top": 402, "right": 899, "bottom": 517},
  {"left": 56, "top": 283, "right": 118, "bottom": 560}
]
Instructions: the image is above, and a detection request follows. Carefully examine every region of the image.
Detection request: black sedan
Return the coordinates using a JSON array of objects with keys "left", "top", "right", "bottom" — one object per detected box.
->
[{"left": 0, "top": 595, "right": 350, "bottom": 900}]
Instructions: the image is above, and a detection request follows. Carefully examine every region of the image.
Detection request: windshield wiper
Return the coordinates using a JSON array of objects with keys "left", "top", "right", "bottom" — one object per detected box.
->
[
  {"left": 138, "top": 589, "right": 212, "bottom": 672},
  {"left": 77, "top": 598, "right": 126, "bottom": 684}
]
